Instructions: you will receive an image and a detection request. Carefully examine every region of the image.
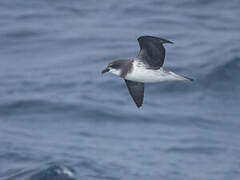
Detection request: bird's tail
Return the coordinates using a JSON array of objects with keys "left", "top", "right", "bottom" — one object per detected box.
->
[{"left": 182, "top": 75, "right": 194, "bottom": 81}]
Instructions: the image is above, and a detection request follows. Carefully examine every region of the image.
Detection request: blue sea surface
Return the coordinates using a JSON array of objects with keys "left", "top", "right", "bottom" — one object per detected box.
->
[{"left": 0, "top": 0, "right": 240, "bottom": 180}]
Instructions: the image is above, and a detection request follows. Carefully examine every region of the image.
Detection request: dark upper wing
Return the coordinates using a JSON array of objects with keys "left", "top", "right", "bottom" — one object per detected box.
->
[
  {"left": 137, "top": 36, "right": 173, "bottom": 69},
  {"left": 125, "top": 80, "right": 144, "bottom": 108}
]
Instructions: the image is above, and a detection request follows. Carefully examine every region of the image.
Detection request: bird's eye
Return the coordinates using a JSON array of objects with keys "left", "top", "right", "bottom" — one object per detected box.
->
[{"left": 111, "top": 64, "right": 119, "bottom": 69}]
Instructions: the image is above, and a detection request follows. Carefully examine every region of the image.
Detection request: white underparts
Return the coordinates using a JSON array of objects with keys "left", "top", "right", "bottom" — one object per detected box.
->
[
  {"left": 109, "top": 68, "right": 121, "bottom": 76},
  {"left": 124, "top": 61, "right": 189, "bottom": 83}
]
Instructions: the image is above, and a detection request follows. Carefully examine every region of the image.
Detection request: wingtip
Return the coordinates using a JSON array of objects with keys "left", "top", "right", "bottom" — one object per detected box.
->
[
  {"left": 137, "top": 104, "right": 142, "bottom": 108},
  {"left": 160, "top": 37, "right": 174, "bottom": 44},
  {"left": 138, "top": 35, "right": 174, "bottom": 44}
]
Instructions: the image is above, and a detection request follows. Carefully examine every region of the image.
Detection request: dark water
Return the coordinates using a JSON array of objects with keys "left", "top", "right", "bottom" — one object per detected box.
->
[{"left": 0, "top": 0, "right": 240, "bottom": 180}]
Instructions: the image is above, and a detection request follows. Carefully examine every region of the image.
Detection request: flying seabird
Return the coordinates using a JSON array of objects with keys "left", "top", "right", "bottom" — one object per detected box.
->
[{"left": 102, "top": 36, "right": 193, "bottom": 108}]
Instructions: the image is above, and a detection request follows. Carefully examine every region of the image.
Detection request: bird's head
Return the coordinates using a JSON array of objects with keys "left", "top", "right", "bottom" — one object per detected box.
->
[{"left": 101, "top": 60, "right": 123, "bottom": 76}]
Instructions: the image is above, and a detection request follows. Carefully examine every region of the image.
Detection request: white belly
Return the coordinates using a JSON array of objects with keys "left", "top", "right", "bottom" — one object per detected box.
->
[{"left": 124, "top": 61, "right": 187, "bottom": 83}]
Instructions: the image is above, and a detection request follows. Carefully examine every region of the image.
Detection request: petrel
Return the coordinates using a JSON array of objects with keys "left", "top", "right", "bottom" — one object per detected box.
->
[{"left": 102, "top": 36, "right": 193, "bottom": 108}]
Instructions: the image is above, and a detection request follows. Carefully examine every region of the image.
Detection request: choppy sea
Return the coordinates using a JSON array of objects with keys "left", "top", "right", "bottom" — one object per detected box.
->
[{"left": 0, "top": 0, "right": 240, "bottom": 180}]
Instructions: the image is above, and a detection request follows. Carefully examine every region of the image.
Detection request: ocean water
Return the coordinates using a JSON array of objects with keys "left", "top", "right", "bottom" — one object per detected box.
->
[{"left": 0, "top": 0, "right": 240, "bottom": 180}]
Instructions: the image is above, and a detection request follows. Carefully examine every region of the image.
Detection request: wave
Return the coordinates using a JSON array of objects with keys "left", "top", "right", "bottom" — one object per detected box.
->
[
  {"left": 0, "top": 99, "right": 78, "bottom": 117},
  {"left": 1, "top": 164, "right": 76, "bottom": 180},
  {"left": 166, "top": 145, "right": 225, "bottom": 155},
  {"left": 201, "top": 57, "right": 240, "bottom": 91},
  {"left": 30, "top": 165, "right": 76, "bottom": 180}
]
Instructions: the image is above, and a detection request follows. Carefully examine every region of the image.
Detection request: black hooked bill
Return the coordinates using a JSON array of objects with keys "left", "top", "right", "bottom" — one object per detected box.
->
[{"left": 101, "top": 68, "right": 109, "bottom": 74}]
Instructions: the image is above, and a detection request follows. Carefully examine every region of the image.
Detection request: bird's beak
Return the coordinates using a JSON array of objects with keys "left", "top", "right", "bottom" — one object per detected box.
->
[{"left": 101, "top": 68, "right": 110, "bottom": 74}]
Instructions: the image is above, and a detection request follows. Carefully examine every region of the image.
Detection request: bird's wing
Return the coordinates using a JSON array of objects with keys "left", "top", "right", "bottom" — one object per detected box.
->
[
  {"left": 125, "top": 80, "right": 144, "bottom": 108},
  {"left": 137, "top": 36, "right": 173, "bottom": 69}
]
